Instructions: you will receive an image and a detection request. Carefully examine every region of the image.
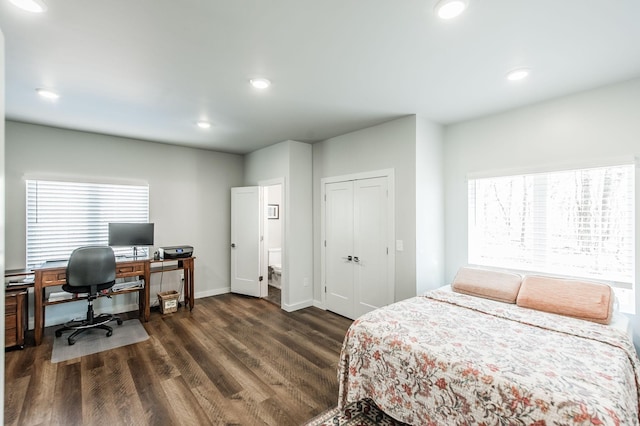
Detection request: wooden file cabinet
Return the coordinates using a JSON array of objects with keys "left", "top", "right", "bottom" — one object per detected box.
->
[{"left": 5, "top": 289, "right": 28, "bottom": 349}]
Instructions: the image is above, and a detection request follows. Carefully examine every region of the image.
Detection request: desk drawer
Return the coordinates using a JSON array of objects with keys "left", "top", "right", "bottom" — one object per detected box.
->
[
  {"left": 6, "top": 314, "right": 17, "bottom": 330},
  {"left": 5, "top": 327, "right": 17, "bottom": 347},
  {"left": 116, "top": 263, "right": 145, "bottom": 277},
  {"left": 41, "top": 271, "right": 67, "bottom": 285},
  {"left": 5, "top": 299, "right": 17, "bottom": 315}
]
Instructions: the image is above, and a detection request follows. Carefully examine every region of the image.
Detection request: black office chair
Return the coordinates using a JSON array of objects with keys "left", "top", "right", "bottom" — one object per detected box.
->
[{"left": 55, "top": 246, "right": 123, "bottom": 345}]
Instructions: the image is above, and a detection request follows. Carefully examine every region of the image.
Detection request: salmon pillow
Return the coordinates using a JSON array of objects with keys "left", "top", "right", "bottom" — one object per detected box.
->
[
  {"left": 452, "top": 267, "right": 522, "bottom": 304},
  {"left": 517, "top": 275, "right": 614, "bottom": 324}
]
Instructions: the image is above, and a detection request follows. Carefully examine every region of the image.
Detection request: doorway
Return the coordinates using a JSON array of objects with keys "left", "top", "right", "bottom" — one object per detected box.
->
[
  {"left": 264, "top": 183, "right": 283, "bottom": 306},
  {"left": 230, "top": 179, "right": 285, "bottom": 305}
]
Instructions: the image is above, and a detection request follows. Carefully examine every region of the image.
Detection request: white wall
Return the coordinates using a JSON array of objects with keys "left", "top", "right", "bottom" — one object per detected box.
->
[
  {"left": 243, "top": 140, "right": 314, "bottom": 311},
  {"left": 5, "top": 121, "right": 244, "bottom": 327},
  {"left": 313, "top": 116, "right": 419, "bottom": 303},
  {"left": 444, "top": 77, "right": 640, "bottom": 347}
]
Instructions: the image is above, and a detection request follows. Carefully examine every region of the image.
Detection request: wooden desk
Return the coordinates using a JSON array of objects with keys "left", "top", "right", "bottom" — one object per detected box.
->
[
  {"left": 32, "top": 256, "right": 196, "bottom": 345},
  {"left": 33, "top": 257, "right": 150, "bottom": 346}
]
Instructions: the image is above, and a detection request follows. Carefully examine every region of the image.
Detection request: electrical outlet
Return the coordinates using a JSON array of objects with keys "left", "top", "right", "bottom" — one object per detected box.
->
[{"left": 303, "top": 277, "right": 309, "bottom": 287}]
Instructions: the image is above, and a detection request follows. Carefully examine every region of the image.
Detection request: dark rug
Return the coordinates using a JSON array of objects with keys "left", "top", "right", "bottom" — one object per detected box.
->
[{"left": 305, "top": 398, "right": 409, "bottom": 426}]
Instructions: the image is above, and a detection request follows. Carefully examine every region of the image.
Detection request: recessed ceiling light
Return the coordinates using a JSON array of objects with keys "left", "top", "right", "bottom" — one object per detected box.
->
[
  {"left": 9, "top": 0, "right": 47, "bottom": 13},
  {"left": 196, "top": 120, "right": 211, "bottom": 129},
  {"left": 36, "top": 88, "right": 59, "bottom": 100},
  {"left": 434, "top": 0, "right": 468, "bottom": 20},
  {"left": 250, "top": 78, "right": 271, "bottom": 89},
  {"left": 506, "top": 68, "right": 530, "bottom": 81}
]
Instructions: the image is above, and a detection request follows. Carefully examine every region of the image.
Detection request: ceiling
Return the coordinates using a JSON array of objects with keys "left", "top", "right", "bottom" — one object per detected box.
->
[{"left": 1, "top": 1, "right": 640, "bottom": 154}]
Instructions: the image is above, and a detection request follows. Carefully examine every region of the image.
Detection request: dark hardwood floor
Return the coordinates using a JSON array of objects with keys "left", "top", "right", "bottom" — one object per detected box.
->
[{"left": 4, "top": 294, "right": 353, "bottom": 425}]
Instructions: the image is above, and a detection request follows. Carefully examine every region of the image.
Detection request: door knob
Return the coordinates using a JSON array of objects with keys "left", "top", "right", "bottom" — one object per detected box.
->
[
  {"left": 353, "top": 256, "right": 360, "bottom": 263},
  {"left": 231, "top": 243, "right": 236, "bottom": 248},
  {"left": 345, "top": 256, "right": 353, "bottom": 261}
]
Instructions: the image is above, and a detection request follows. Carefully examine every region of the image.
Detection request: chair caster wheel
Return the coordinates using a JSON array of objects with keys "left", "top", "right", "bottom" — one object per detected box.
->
[
  {"left": 68, "top": 338, "right": 76, "bottom": 345},
  {"left": 117, "top": 319, "right": 123, "bottom": 326},
  {"left": 107, "top": 330, "right": 113, "bottom": 337},
  {"left": 55, "top": 330, "right": 62, "bottom": 338}
]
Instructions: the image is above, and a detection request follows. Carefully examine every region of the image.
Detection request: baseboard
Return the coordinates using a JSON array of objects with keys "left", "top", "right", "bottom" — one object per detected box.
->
[
  {"left": 32, "top": 288, "right": 232, "bottom": 330},
  {"left": 195, "top": 287, "right": 230, "bottom": 299},
  {"left": 28, "top": 287, "right": 282, "bottom": 330},
  {"left": 313, "top": 299, "right": 326, "bottom": 310},
  {"left": 282, "top": 298, "right": 313, "bottom": 312}
]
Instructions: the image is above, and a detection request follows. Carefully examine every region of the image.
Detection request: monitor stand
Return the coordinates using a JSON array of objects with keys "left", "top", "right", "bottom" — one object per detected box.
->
[{"left": 117, "top": 247, "right": 146, "bottom": 259}]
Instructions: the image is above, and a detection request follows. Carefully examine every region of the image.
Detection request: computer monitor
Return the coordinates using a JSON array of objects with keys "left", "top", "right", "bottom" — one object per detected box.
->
[{"left": 108, "top": 222, "right": 154, "bottom": 257}]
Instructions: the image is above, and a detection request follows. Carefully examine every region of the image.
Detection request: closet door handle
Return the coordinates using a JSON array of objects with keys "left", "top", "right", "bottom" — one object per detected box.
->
[
  {"left": 353, "top": 256, "right": 360, "bottom": 263},
  {"left": 345, "top": 256, "right": 353, "bottom": 261},
  {"left": 231, "top": 243, "right": 236, "bottom": 248}
]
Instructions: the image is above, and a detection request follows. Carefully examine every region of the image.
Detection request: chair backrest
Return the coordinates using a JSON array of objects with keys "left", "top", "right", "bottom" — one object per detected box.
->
[{"left": 66, "top": 246, "right": 116, "bottom": 288}]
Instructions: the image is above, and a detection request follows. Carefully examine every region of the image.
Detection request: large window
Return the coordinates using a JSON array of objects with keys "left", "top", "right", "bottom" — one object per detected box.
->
[
  {"left": 26, "top": 179, "right": 150, "bottom": 267},
  {"left": 468, "top": 163, "right": 635, "bottom": 312}
]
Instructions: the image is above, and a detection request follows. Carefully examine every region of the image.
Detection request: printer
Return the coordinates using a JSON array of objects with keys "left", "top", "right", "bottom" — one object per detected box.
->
[{"left": 158, "top": 245, "right": 193, "bottom": 260}]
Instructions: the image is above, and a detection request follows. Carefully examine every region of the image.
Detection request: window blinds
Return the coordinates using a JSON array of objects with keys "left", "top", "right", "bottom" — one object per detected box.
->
[
  {"left": 26, "top": 179, "right": 149, "bottom": 267},
  {"left": 468, "top": 164, "right": 635, "bottom": 287}
]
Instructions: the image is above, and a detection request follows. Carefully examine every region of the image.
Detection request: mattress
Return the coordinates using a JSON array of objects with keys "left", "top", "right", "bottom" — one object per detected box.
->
[{"left": 338, "top": 289, "right": 640, "bottom": 425}]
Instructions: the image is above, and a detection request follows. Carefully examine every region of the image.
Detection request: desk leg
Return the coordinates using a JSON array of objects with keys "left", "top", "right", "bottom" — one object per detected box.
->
[
  {"left": 138, "top": 287, "right": 150, "bottom": 321},
  {"left": 143, "top": 264, "right": 150, "bottom": 321},
  {"left": 188, "top": 258, "right": 195, "bottom": 311},
  {"left": 182, "top": 264, "right": 189, "bottom": 310},
  {"left": 181, "top": 258, "right": 195, "bottom": 311},
  {"left": 34, "top": 272, "right": 44, "bottom": 346}
]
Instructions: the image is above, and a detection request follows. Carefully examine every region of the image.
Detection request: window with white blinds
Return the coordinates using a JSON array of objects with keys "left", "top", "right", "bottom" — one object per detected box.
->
[
  {"left": 26, "top": 179, "right": 150, "bottom": 267},
  {"left": 468, "top": 164, "right": 635, "bottom": 311}
]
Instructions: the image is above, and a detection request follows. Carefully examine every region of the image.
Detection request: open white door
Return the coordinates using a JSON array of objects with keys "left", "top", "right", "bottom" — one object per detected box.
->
[{"left": 231, "top": 186, "right": 262, "bottom": 297}]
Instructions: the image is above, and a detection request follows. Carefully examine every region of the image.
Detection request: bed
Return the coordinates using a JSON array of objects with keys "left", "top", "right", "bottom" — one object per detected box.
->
[{"left": 337, "top": 274, "right": 640, "bottom": 425}]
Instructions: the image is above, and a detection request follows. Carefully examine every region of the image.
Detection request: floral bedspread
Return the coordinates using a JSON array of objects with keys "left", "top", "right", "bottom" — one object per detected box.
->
[{"left": 338, "top": 289, "right": 640, "bottom": 425}]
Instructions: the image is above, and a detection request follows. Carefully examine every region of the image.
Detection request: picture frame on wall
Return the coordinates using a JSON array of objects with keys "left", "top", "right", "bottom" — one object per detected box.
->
[{"left": 267, "top": 204, "right": 279, "bottom": 219}]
